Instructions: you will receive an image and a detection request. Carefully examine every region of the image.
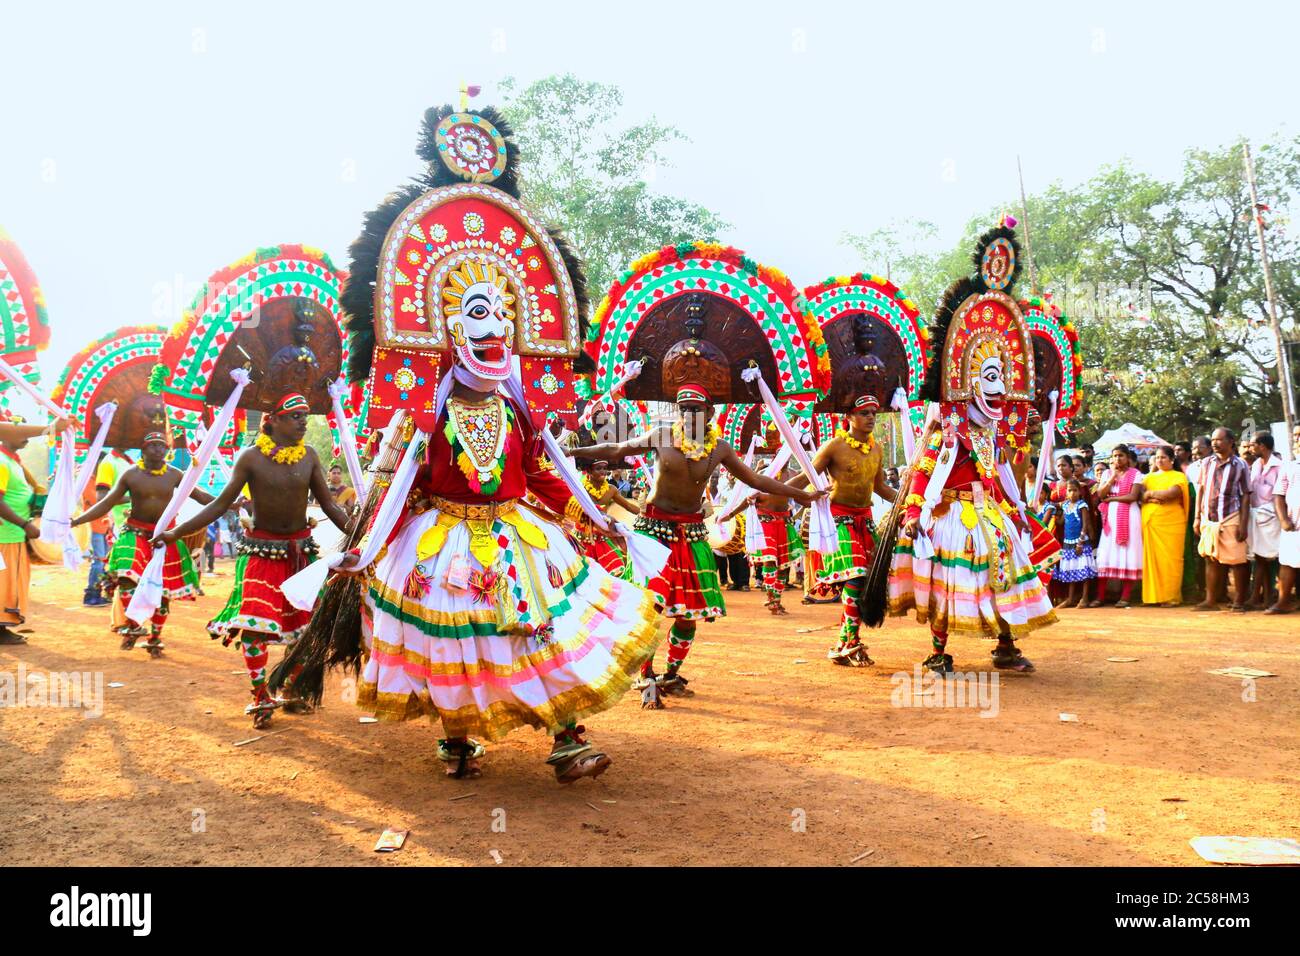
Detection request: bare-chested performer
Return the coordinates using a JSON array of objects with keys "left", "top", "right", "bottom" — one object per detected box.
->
[
  {"left": 786, "top": 394, "right": 896, "bottom": 666},
  {"left": 73, "top": 431, "right": 214, "bottom": 657},
  {"left": 740, "top": 461, "right": 805, "bottom": 615},
  {"left": 572, "top": 458, "right": 641, "bottom": 580},
  {"left": 571, "top": 383, "right": 825, "bottom": 703},
  {"left": 157, "top": 394, "right": 352, "bottom": 727}
]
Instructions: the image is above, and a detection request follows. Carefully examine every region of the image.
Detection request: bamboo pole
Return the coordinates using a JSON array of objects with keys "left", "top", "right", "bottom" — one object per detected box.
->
[{"left": 1242, "top": 142, "right": 1296, "bottom": 435}]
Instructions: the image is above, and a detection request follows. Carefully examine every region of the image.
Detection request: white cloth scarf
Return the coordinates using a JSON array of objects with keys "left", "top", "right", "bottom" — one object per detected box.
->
[
  {"left": 40, "top": 403, "right": 117, "bottom": 569},
  {"left": 126, "top": 369, "right": 250, "bottom": 624},
  {"left": 327, "top": 379, "right": 367, "bottom": 494},
  {"left": 739, "top": 366, "right": 836, "bottom": 554}
]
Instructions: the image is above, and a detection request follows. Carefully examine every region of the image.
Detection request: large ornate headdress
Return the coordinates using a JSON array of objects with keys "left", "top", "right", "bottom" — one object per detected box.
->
[
  {"left": 343, "top": 105, "right": 590, "bottom": 437},
  {"left": 1020, "top": 294, "right": 1084, "bottom": 437},
  {"left": 0, "top": 226, "right": 53, "bottom": 412},
  {"left": 52, "top": 326, "right": 170, "bottom": 451},
  {"left": 804, "top": 272, "right": 928, "bottom": 442},
  {"left": 151, "top": 244, "right": 348, "bottom": 459},
  {"left": 920, "top": 224, "right": 1036, "bottom": 450},
  {"left": 585, "top": 242, "right": 829, "bottom": 431}
]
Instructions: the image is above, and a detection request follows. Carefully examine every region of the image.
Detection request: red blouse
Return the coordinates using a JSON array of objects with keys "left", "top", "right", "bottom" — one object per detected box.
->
[{"left": 417, "top": 411, "right": 575, "bottom": 515}]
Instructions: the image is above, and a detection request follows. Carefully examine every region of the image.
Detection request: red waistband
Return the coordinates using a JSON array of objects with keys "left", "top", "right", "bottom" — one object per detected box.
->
[
  {"left": 126, "top": 518, "right": 157, "bottom": 533},
  {"left": 758, "top": 508, "right": 791, "bottom": 520},
  {"left": 645, "top": 504, "right": 705, "bottom": 523},
  {"left": 830, "top": 503, "right": 873, "bottom": 517},
  {"left": 246, "top": 527, "right": 313, "bottom": 541}
]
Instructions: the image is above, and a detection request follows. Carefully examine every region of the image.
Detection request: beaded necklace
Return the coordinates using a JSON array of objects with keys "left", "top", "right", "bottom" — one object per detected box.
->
[{"left": 445, "top": 395, "right": 512, "bottom": 494}]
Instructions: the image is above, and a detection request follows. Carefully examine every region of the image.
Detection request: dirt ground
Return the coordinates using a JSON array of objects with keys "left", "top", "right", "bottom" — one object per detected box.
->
[{"left": 1, "top": 559, "right": 1296, "bottom": 867}]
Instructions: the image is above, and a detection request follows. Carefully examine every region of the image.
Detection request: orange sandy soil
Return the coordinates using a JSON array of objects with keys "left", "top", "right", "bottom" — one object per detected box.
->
[{"left": 1, "top": 561, "right": 1296, "bottom": 867}]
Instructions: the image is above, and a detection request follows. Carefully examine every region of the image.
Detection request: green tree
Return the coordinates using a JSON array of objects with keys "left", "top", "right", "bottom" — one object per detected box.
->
[
  {"left": 855, "top": 136, "right": 1300, "bottom": 442},
  {"left": 841, "top": 219, "right": 966, "bottom": 315},
  {"left": 499, "top": 75, "right": 729, "bottom": 301}
]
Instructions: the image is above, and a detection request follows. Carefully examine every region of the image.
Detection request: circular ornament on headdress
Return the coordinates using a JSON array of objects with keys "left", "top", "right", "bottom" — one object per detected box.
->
[
  {"left": 435, "top": 114, "right": 508, "bottom": 183},
  {"left": 980, "top": 237, "right": 1017, "bottom": 291}
]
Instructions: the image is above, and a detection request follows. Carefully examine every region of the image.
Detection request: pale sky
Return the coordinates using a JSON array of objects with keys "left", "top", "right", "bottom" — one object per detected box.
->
[{"left": 2, "top": 0, "right": 1294, "bottom": 407}]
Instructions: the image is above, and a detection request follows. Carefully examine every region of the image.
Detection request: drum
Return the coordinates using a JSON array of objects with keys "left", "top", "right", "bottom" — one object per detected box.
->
[
  {"left": 25, "top": 517, "right": 64, "bottom": 566},
  {"left": 706, "top": 512, "right": 747, "bottom": 556},
  {"left": 606, "top": 502, "right": 637, "bottom": 527}
]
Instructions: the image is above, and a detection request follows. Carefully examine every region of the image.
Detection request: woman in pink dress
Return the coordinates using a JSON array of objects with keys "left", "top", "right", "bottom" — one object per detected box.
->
[{"left": 1088, "top": 444, "right": 1145, "bottom": 608}]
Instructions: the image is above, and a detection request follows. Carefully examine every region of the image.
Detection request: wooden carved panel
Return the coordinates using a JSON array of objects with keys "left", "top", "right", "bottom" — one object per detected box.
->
[
  {"left": 814, "top": 312, "right": 908, "bottom": 413},
  {"left": 621, "top": 294, "right": 779, "bottom": 404},
  {"left": 207, "top": 297, "right": 342, "bottom": 413}
]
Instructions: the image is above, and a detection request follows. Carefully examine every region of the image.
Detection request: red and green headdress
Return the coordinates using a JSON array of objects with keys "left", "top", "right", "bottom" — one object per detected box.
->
[
  {"left": 151, "top": 244, "right": 348, "bottom": 451},
  {"left": 921, "top": 225, "right": 1038, "bottom": 458},
  {"left": 0, "top": 226, "right": 53, "bottom": 408},
  {"left": 51, "top": 325, "right": 169, "bottom": 450},
  {"left": 587, "top": 242, "right": 830, "bottom": 410},
  {"left": 803, "top": 272, "right": 927, "bottom": 435},
  {"left": 1019, "top": 294, "right": 1084, "bottom": 436}
]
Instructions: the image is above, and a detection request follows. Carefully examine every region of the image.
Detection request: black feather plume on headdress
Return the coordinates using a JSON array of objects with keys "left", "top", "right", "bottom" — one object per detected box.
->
[
  {"left": 414, "top": 104, "right": 522, "bottom": 197},
  {"left": 970, "top": 224, "right": 1022, "bottom": 295},
  {"left": 341, "top": 104, "right": 591, "bottom": 384},
  {"left": 919, "top": 276, "right": 980, "bottom": 403}
]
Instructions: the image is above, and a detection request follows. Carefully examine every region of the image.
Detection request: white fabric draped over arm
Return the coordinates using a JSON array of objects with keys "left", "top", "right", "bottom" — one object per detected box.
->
[
  {"left": 280, "top": 410, "right": 427, "bottom": 611},
  {"left": 1031, "top": 391, "right": 1059, "bottom": 507},
  {"left": 127, "top": 369, "right": 250, "bottom": 623},
  {"left": 0, "top": 357, "right": 70, "bottom": 421},
  {"left": 577, "top": 361, "right": 642, "bottom": 428},
  {"left": 328, "top": 379, "right": 367, "bottom": 494},
  {"left": 40, "top": 402, "right": 118, "bottom": 570},
  {"left": 891, "top": 388, "right": 918, "bottom": 465},
  {"left": 739, "top": 366, "right": 835, "bottom": 554}
]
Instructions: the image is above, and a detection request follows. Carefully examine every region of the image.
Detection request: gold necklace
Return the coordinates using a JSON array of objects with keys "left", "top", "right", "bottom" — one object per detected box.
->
[
  {"left": 836, "top": 429, "right": 875, "bottom": 455},
  {"left": 447, "top": 396, "right": 509, "bottom": 487},
  {"left": 137, "top": 461, "right": 168, "bottom": 476},
  {"left": 672, "top": 421, "right": 719, "bottom": 461},
  {"left": 256, "top": 433, "right": 308, "bottom": 465},
  {"left": 969, "top": 425, "right": 998, "bottom": 479}
]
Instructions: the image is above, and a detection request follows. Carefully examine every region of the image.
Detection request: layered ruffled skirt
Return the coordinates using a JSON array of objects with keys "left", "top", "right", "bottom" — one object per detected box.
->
[
  {"left": 358, "top": 499, "right": 660, "bottom": 741},
  {"left": 207, "top": 529, "right": 318, "bottom": 645},
  {"left": 107, "top": 521, "right": 200, "bottom": 600},
  {"left": 635, "top": 506, "right": 725, "bottom": 621},
  {"left": 750, "top": 510, "right": 805, "bottom": 570},
  {"left": 816, "top": 504, "right": 876, "bottom": 585},
  {"left": 888, "top": 495, "right": 1056, "bottom": 638}
]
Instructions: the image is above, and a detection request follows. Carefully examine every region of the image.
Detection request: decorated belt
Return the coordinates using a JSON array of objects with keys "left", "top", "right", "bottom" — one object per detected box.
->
[
  {"left": 428, "top": 495, "right": 519, "bottom": 522},
  {"left": 238, "top": 532, "right": 319, "bottom": 560},
  {"left": 757, "top": 509, "right": 792, "bottom": 521},
  {"left": 635, "top": 510, "right": 707, "bottom": 544},
  {"left": 941, "top": 488, "right": 978, "bottom": 502}
]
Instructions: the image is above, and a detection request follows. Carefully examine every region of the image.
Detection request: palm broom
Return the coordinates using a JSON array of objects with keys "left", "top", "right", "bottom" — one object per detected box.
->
[
  {"left": 269, "top": 414, "right": 411, "bottom": 704},
  {"left": 859, "top": 421, "right": 937, "bottom": 629}
]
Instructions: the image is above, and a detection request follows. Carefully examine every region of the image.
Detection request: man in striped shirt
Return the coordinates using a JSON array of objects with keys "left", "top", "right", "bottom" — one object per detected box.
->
[{"left": 1193, "top": 427, "right": 1252, "bottom": 612}]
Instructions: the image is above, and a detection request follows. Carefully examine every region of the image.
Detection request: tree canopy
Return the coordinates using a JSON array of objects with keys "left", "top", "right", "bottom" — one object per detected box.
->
[
  {"left": 499, "top": 74, "right": 728, "bottom": 303},
  {"left": 845, "top": 136, "right": 1299, "bottom": 443}
]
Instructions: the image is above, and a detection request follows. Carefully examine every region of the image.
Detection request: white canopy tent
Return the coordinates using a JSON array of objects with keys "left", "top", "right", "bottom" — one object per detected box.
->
[{"left": 1092, "top": 422, "right": 1170, "bottom": 458}]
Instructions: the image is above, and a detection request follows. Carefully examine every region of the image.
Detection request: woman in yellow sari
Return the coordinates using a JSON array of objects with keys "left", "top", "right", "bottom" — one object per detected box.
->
[{"left": 1141, "top": 445, "right": 1190, "bottom": 606}]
